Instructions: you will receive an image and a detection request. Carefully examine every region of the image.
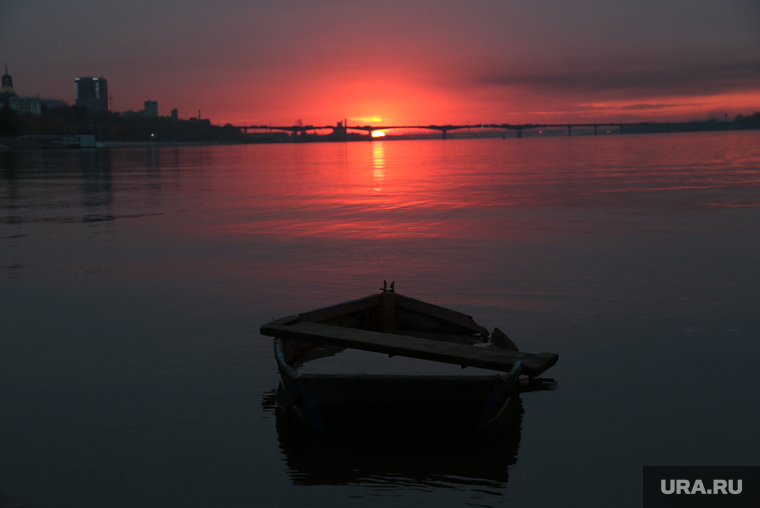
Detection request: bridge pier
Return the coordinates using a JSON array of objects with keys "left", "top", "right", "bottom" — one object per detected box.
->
[
  {"left": 619, "top": 125, "right": 624, "bottom": 134},
  {"left": 568, "top": 125, "right": 572, "bottom": 137},
  {"left": 516, "top": 128, "right": 522, "bottom": 138},
  {"left": 442, "top": 129, "right": 447, "bottom": 140},
  {"left": 593, "top": 125, "right": 597, "bottom": 135}
]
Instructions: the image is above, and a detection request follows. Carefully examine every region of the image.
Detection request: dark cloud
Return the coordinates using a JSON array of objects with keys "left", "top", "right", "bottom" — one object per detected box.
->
[
  {"left": 479, "top": 55, "right": 760, "bottom": 99},
  {"left": 622, "top": 103, "right": 692, "bottom": 110}
]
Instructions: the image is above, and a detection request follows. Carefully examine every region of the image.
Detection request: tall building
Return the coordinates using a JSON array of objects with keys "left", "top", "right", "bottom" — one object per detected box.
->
[
  {"left": 144, "top": 100, "right": 158, "bottom": 117},
  {"left": 74, "top": 77, "right": 109, "bottom": 112}
]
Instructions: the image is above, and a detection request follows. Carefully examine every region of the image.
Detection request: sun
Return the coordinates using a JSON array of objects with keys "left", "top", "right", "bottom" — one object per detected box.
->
[{"left": 371, "top": 130, "right": 386, "bottom": 138}]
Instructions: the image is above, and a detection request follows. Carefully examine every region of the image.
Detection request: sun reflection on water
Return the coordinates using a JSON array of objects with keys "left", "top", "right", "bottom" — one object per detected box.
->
[{"left": 372, "top": 143, "right": 385, "bottom": 192}]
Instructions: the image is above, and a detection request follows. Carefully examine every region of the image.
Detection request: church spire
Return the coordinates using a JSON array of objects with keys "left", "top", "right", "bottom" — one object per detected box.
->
[{"left": 1, "top": 64, "right": 16, "bottom": 96}]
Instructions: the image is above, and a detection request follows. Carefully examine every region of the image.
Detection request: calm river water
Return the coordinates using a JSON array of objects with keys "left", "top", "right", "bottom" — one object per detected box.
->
[{"left": 1, "top": 132, "right": 759, "bottom": 507}]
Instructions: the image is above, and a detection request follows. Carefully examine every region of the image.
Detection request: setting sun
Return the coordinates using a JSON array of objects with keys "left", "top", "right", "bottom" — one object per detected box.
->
[{"left": 371, "top": 131, "right": 386, "bottom": 138}]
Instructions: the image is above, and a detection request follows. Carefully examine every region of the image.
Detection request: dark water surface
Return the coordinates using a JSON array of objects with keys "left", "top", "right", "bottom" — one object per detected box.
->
[{"left": 1, "top": 132, "right": 759, "bottom": 507}]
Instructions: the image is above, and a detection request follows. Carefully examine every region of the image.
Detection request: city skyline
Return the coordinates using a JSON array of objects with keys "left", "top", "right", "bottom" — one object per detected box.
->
[{"left": 2, "top": 0, "right": 759, "bottom": 126}]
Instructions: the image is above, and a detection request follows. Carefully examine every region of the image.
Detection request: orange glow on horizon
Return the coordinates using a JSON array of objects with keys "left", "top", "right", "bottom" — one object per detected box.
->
[
  {"left": 372, "top": 131, "right": 386, "bottom": 138},
  {"left": 210, "top": 69, "right": 760, "bottom": 126}
]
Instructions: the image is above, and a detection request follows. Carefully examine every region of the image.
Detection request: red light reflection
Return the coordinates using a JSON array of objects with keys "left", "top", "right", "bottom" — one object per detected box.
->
[{"left": 183, "top": 133, "right": 760, "bottom": 242}]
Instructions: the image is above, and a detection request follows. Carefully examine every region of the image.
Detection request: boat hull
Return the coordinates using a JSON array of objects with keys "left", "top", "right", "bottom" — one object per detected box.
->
[{"left": 274, "top": 338, "right": 519, "bottom": 431}]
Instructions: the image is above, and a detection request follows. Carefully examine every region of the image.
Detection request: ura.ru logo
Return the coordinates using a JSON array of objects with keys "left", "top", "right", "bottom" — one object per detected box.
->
[{"left": 661, "top": 479, "right": 742, "bottom": 495}]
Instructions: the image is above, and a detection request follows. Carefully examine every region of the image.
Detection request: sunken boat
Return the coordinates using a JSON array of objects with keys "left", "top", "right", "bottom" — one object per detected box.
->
[{"left": 260, "top": 283, "right": 558, "bottom": 431}]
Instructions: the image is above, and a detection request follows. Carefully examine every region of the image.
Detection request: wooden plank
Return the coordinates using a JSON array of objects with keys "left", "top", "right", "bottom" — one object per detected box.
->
[
  {"left": 270, "top": 315, "right": 301, "bottom": 326},
  {"left": 299, "top": 294, "right": 380, "bottom": 323},
  {"left": 492, "top": 327, "right": 519, "bottom": 351},
  {"left": 395, "top": 295, "right": 481, "bottom": 332},
  {"left": 260, "top": 320, "right": 558, "bottom": 376},
  {"left": 523, "top": 353, "right": 559, "bottom": 376},
  {"left": 397, "top": 330, "right": 480, "bottom": 344}
]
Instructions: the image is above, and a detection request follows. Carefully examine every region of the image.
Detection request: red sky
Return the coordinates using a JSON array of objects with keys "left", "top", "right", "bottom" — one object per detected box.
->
[{"left": 2, "top": 0, "right": 759, "bottom": 126}]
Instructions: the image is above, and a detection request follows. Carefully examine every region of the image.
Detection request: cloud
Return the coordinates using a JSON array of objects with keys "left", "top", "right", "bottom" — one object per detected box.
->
[
  {"left": 478, "top": 54, "right": 760, "bottom": 100},
  {"left": 621, "top": 103, "right": 694, "bottom": 111}
]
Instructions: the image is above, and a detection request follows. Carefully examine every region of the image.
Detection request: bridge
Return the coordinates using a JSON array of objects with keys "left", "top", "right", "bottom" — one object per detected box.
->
[{"left": 234, "top": 121, "right": 655, "bottom": 140}]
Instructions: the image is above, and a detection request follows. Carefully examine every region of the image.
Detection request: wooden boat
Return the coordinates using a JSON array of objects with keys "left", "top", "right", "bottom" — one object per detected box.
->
[{"left": 260, "top": 283, "right": 558, "bottom": 431}]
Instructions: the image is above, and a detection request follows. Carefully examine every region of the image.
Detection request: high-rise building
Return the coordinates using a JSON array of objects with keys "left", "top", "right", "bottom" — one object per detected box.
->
[
  {"left": 74, "top": 77, "right": 109, "bottom": 112},
  {"left": 144, "top": 100, "right": 158, "bottom": 117}
]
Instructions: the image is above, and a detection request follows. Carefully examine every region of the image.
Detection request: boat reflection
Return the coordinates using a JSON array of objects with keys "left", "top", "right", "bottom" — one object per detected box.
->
[{"left": 262, "top": 389, "right": 523, "bottom": 487}]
